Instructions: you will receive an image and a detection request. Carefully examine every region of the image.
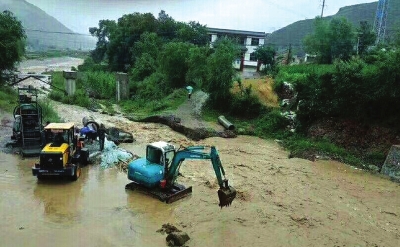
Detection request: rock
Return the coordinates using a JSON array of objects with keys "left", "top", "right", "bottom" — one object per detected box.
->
[
  {"left": 157, "top": 223, "right": 181, "bottom": 235},
  {"left": 368, "top": 165, "right": 380, "bottom": 173},
  {"left": 166, "top": 232, "right": 190, "bottom": 246},
  {"left": 119, "top": 132, "right": 135, "bottom": 143},
  {"left": 107, "top": 127, "right": 135, "bottom": 144}
]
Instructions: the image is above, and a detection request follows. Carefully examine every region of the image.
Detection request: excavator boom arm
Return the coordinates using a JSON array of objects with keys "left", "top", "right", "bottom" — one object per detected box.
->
[{"left": 166, "top": 146, "right": 236, "bottom": 207}]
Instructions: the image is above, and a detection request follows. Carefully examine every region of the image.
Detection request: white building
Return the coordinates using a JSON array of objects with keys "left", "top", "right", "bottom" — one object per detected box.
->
[{"left": 207, "top": 28, "right": 266, "bottom": 71}]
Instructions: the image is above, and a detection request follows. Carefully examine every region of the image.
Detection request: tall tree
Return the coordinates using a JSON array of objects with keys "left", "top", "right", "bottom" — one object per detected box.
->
[
  {"left": 176, "top": 21, "right": 209, "bottom": 45},
  {"left": 356, "top": 21, "right": 376, "bottom": 56},
  {"left": 107, "top": 12, "right": 158, "bottom": 71},
  {"left": 159, "top": 42, "right": 194, "bottom": 88},
  {"left": 205, "top": 38, "right": 240, "bottom": 109},
  {"left": 254, "top": 45, "right": 276, "bottom": 69},
  {"left": 304, "top": 17, "right": 355, "bottom": 63},
  {"left": 130, "top": 32, "right": 162, "bottom": 81},
  {"left": 89, "top": 19, "right": 117, "bottom": 63},
  {"left": 0, "top": 11, "right": 25, "bottom": 81}
]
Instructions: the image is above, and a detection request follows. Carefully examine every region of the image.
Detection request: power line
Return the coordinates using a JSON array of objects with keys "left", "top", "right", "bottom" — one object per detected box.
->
[{"left": 25, "top": 29, "right": 93, "bottom": 36}]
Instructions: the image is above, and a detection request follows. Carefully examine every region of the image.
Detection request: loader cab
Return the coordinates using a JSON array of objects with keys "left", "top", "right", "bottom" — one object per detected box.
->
[
  {"left": 33, "top": 122, "right": 88, "bottom": 181},
  {"left": 44, "top": 123, "right": 76, "bottom": 152}
]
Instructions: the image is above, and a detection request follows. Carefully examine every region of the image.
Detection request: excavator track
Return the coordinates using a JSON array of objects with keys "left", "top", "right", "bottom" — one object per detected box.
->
[{"left": 125, "top": 182, "right": 192, "bottom": 203}]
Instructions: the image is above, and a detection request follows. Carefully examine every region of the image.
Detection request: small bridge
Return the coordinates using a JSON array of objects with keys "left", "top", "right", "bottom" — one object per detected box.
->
[{"left": 8, "top": 73, "right": 66, "bottom": 95}]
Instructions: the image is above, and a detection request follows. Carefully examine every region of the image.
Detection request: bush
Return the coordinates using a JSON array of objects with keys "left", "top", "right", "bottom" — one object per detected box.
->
[
  {"left": 0, "top": 85, "right": 17, "bottom": 112},
  {"left": 229, "top": 86, "right": 265, "bottom": 118},
  {"left": 131, "top": 72, "right": 168, "bottom": 100},
  {"left": 78, "top": 57, "right": 109, "bottom": 72},
  {"left": 254, "top": 109, "right": 289, "bottom": 138},
  {"left": 79, "top": 71, "right": 116, "bottom": 99},
  {"left": 48, "top": 90, "right": 64, "bottom": 102},
  {"left": 39, "top": 99, "right": 61, "bottom": 123}
]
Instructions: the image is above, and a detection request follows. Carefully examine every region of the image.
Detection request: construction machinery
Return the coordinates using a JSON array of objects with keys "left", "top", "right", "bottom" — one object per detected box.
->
[
  {"left": 32, "top": 122, "right": 89, "bottom": 181},
  {"left": 11, "top": 87, "right": 43, "bottom": 156},
  {"left": 125, "top": 141, "right": 236, "bottom": 208}
]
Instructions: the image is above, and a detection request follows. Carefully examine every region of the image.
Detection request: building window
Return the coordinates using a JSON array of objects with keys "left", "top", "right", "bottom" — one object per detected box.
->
[
  {"left": 209, "top": 34, "right": 213, "bottom": 42},
  {"left": 240, "top": 37, "right": 246, "bottom": 45},
  {"left": 251, "top": 38, "right": 259, "bottom": 46},
  {"left": 250, "top": 52, "right": 257, "bottom": 61}
]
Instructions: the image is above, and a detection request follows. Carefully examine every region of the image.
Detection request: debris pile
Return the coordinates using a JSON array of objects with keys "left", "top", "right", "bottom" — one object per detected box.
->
[
  {"left": 99, "top": 138, "right": 138, "bottom": 170},
  {"left": 157, "top": 223, "right": 190, "bottom": 247}
]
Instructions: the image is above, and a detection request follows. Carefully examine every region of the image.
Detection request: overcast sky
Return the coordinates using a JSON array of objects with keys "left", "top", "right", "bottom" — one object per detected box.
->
[{"left": 25, "top": 0, "right": 378, "bottom": 34}]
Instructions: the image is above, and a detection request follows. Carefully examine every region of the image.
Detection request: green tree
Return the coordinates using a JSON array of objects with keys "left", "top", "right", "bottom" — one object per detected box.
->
[
  {"left": 107, "top": 12, "right": 158, "bottom": 71},
  {"left": 391, "top": 21, "right": 400, "bottom": 48},
  {"left": 130, "top": 32, "right": 162, "bottom": 81},
  {"left": 157, "top": 10, "right": 178, "bottom": 42},
  {"left": 0, "top": 11, "right": 25, "bottom": 81},
  {"left": 205, "top": 38, "right": 240, "bottom": 109},
  {"left": 159, "top": 42, "right": 194, "bottom": 88},
  {"left": 186, "top": 46, "right": 210, "bottom": 88},
  {"left": 254, "top": 45, "right": 276, "bottom": 69},
  {"left": 131, "top": 32, "right": 162, "bottom": 60},
  {"left": 176, "top": 21, "right": 209, "bottom": 45},
  {"left": 304, "top": 17, "right": 355, "bottom": 64},
  {"left": 356, "top": 21, "right": 376, "bottom": 56},
  {"left": 89, "top": 19, "right": 117, "bottom": 63}
]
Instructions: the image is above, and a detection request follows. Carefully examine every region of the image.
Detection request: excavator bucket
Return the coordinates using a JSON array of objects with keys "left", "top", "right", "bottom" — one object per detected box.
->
[{"left": 218, "top": 185, "right": 236, "bottom": 208}]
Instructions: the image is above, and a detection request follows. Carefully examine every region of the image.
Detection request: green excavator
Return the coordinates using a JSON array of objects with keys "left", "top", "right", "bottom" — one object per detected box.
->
[{"left": 125, "top": 141, "right": 236, "bottom": 208}]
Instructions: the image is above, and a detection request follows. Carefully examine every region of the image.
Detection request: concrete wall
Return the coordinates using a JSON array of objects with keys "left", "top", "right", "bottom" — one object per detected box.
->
[
  {"left": 115, "top": 73, "right": 129, "bottom": 101},
  {"left": 63, "top": 71, "right": 77, "bottom": 96}
]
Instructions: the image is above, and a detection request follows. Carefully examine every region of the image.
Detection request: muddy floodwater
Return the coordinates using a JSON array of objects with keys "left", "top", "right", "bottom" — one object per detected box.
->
[
  {"left": 2, "top": 57, "right": 400, "bottom": 246},
  {"left": 2, "top": 134, "right": 400, "bottom": 247},
  {"left": 0, "top": 152, "right": 173, "bottom": 247}
]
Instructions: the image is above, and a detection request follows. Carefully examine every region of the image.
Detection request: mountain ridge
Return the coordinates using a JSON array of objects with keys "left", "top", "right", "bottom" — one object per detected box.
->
[
  {"left": 266, "top": 1, "right": 399, "bottom": 53},
  {"left": 0, "top": 0, "right": 95, "bottom": 51}
]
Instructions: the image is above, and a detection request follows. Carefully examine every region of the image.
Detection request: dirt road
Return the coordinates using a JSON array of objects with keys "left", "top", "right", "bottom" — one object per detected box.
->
[{"left": 1, "top": 58, "right": 400, "bottom": 246}]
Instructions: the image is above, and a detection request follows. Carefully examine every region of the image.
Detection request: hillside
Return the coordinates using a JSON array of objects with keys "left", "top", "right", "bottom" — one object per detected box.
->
[
  {"left": 266, "top": 2, "right": 385, "bottom": 53},
  {"left": 0, "top": 0, "right": 95, "bottom": 51}
]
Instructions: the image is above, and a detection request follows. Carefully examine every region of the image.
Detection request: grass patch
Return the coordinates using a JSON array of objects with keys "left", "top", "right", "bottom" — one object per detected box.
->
[
  {"left": 47, "top": 71, "right": 90, "bottom": 108},
  {"left": 120, "top": 89, "right": 187, "bottom": 119},
  {"left": 282, "top": 135, "right": 364, "bottom": 167},
  {"left": 47, "top": 71, "right": 116, "bottom": 108},
  {"left": 274, "top": 64, "right": 335, "bottom": 89},
  {"left": 0, "top": 86, "right": 18, "bottom": 112},
  {"left": 231, "top": 76, "right": 279, "bottom": 108},
  {"left": 0, "top": 85, "right": 60, "bottom": 123},
  {"left": 39, "top": 99, "right": 61, "bottom": 123},
  {"left": 98, "top": 99, "right": 117, "bottom": 115}
]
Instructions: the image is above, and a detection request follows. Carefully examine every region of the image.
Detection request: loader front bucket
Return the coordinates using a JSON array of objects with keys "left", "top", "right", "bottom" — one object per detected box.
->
[{"left": 218, "top": 185, "right": 236, "bottom": 208}]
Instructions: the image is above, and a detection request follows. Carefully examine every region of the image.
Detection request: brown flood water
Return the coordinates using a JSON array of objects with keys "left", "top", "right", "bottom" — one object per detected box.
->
[
  {"left": 2, "top": 93, "right": 400, "bottom": 246},
  {"left": 2, "top": 136, "right": 400, "bottom": 247},
  {"left": 0, "top": 152, "right": 172, "bottom": 247}
]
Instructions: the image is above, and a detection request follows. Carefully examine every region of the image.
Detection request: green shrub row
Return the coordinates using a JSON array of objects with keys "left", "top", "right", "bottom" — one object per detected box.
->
[{"left": 276, "top": 50, "right": 400, "bottom": 130}]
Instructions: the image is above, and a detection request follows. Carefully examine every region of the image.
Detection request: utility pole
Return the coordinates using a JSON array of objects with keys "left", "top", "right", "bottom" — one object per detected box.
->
[{"left": 321, "top": 0, "right": 326, "bottom": 17}]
